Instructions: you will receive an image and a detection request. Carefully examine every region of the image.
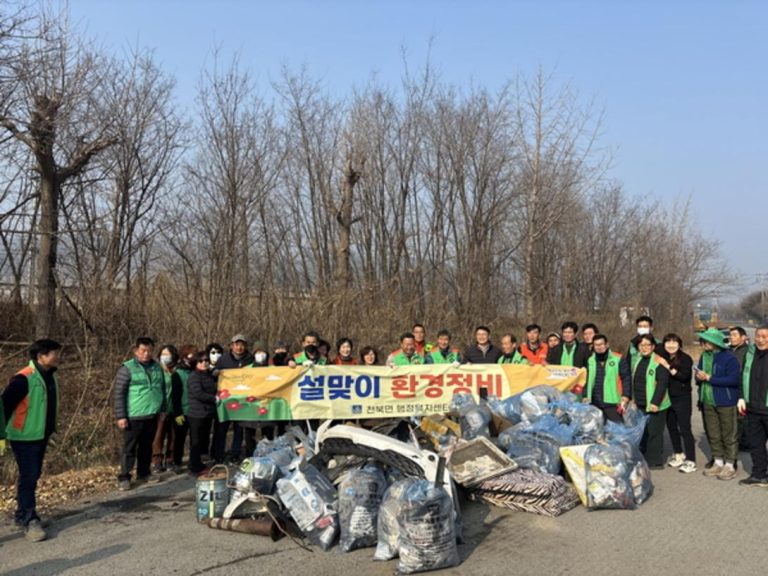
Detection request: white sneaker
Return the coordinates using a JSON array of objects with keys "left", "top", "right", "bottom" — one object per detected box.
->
[
  {"left": 679, "top": 460, "right": 697, "bottom": 474},
  {"left": 667, "top": 453, "right": 685, "bottom": 468}
]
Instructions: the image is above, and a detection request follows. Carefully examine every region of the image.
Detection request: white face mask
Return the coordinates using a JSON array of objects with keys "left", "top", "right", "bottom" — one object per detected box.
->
[
  {"left": 160, "top": 355, "right": 173, "bottom": 366},
  {"left": 209, "top": 352, "right": 222, "bottom": 364},
  {"left": 254, "top": 352, "right": 268, "bottom": 364},
  {"left": 637, "top": 327, "right": 651, "bottom": 336}
]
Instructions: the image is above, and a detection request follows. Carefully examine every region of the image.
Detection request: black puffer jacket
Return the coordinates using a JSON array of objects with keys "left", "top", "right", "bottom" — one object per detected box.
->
[{"left": 187, "top": 370, "right": 218, "bottom": 418}]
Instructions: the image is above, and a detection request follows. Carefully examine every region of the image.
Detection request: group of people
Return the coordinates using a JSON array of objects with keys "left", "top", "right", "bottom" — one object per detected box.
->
[{"left": 3, "top": 315, "right": 768, "bottom": 542}]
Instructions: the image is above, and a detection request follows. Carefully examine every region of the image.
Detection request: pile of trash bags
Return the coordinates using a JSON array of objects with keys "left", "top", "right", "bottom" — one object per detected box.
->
[
  {"left": 209, "top": 381, "right": 654, "bottom": 570},
  {"left": 478, "top": 385, "right": 654, "bottom": 510},
  {"left": 217, "top": 425, "right": 460, "bottom": 573}
]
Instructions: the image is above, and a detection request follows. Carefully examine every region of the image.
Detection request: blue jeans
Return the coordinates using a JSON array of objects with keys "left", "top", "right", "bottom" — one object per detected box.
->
[{"left": 11, "top": 439, "right": 48, "bottom": 526}]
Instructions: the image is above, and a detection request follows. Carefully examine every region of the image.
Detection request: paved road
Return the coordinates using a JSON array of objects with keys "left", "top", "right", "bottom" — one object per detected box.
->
[{"left": 2, "top": 419, "right": 767, "bottom": 576}]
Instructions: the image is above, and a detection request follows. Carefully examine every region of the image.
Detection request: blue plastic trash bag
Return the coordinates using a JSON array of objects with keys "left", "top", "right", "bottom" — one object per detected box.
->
[
  {"left": 498, "top": 415, "right": 575, "bottom": 475},
  {"left": 486, "top": 395, "right": 523, "bottom": 425},
  {"left": 604, "top": 403, "right": 648, "bottom": 448},
  {"left": 554, "top": 403, "right": 605, "bottom": 444}
]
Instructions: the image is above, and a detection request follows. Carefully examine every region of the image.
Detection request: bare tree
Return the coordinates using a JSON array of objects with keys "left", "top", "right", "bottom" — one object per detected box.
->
[
  {"left": 0, "top": 10, "right": 116, "bottom": 336},
  {"left": 511, "top": 69, "right": 607, "bottom": 322}
]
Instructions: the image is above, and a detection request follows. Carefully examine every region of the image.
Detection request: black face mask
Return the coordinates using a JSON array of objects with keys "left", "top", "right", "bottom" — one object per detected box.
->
[{"left": 272, "top": 352, "right": 289, "bottom": 366}]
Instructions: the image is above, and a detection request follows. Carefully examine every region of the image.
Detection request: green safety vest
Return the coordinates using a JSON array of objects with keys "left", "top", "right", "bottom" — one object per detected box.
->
[
  {"left": 391, "top": 351, "right": 424, "bottom": 366},
  {"left": 631, "top": 354, "right": 671, "bottom": 412},
  {"left": 586, "top": 351, "right": 623, "bottom": 404},
  {"left": 498, "top": 351, "right": 527, "bottom": 365},
  {"left": 176, "top": 367, "right": 191, "bottom": 415},
  {"left": 429, "top": 348, "right": 461, "bottom": 364},
  {"left": 742, "top": 345, "right": 768, "bottom": 407},
  {"left": 293, "top": 352, "right": 327, "bottom": 366},
  {"left": 699, "top": 351, "right": 715, "bottom": 406},
  {"left": 124, "top": 359, "right": 165, "bottom": 418},
  {"left": 560, "top": 342, "right": 578, "bottom": 366},
  {"left": 5, "top": 361, "right": 60, "bottom": 441}
]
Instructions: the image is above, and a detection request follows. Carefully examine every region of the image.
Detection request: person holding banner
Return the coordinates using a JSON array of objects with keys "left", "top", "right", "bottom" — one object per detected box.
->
[
  {"left": 498, "top": 334, "right": 528, "bottom": 365},
  {"left": 290, "top": 331, "right": 327, "bottom": 366},
  {"left": 387, "top": 333, "right": 425, "bottom": 366},
  {"left": 463, "top": 325, "right": 502, "bottom": 364},
  {"left": 360, "top": 346, "right": 379, "bottom": 366},
  {"left": 425, "top": 330, "right": 461, "bottom": 365}
]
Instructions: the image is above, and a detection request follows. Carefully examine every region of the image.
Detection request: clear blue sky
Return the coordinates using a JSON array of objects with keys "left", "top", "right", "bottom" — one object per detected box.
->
[{"left": 68, "top": 0, "right": 767, "bottom": 288}]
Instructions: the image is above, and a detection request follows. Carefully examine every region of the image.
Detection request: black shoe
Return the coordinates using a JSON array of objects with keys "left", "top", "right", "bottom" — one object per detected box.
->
[{"left": 739, "top": 476, "right": 768, "bottom": 487}]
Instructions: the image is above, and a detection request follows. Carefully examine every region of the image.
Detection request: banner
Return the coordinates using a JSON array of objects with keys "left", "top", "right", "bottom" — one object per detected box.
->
[{"left": 216, "top": 363, "right": 585, "bottom": 422}]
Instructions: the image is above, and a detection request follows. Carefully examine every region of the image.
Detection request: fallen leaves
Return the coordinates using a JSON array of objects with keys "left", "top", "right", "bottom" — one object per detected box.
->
[{"left": 0, "top": 464, "right": 119, "bottom": 517}]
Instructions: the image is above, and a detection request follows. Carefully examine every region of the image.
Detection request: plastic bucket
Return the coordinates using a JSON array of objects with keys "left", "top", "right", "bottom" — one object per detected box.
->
[{"left": 196, "top": 466, "right": 230, "bottom": 522}]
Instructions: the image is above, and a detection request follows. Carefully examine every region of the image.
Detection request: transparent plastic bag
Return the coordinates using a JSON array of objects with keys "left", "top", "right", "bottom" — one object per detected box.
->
[
  {"left": 338, "top": 464, "right": 389, "bottom": 552},
  {"left": 276, "top": 463, "right": 338, "bottom": 550},
  {"left": 517, "top": 385, "right": 562, "bottom": 422},
  {"left": 584, "top": 443, "right": 635, "bottom": 510},
  {"left": 459, "top": 401, "right": 491, "bottom": 440},
  {"left": 231, "top": 456, "right": 280, "bottom": 494},
  {"left": 618, "top": 440, "right": 653, "bottom": 505},
  {"left": 604, "top": 403, "right": 648, "bottom": 448},
  {"left": 395, "top": 480, "right": 459, "bottom": 574},
  {"left": 374, "top": 478, "right": 419, "bottom": 561}
]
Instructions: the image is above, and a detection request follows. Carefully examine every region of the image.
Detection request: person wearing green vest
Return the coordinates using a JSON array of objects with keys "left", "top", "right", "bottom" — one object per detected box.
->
[
  {"left": 546, "top": 321, "right": 588, "bottom": 367},
  {"left": 497, "top": 334, "right": 528, "bottom": 365},
  {"left": 695, "top": 327, "right": 741, "bottom": 481},
  {"left": 622, "top": 334, "right": 670, "bottom": 468},
  {"left": 412, "top": 323, "right": 433, "bottom": 357},
  {"left": 738, "top": 326, "right": 768, "bottom": 486},
  {"left": 289, "top": 331, "right": 328, "bottom": 367},
  {"left": 387, "top": 332, "right": 425, "bottom": 366},
  {"left": 582, "top": 334, "right": 628, "bottom": 423},
  {"left": 114, "top": 336, "right": 166, "bottom": 491},
  {"left": 425, "top": 329, "right": 462, "bottom": 365},
  {"left": 150, "top": 344, "right": 179, "bottom": 473},
  {"left": 2, "top": 338, "right": 62, "bottom": 542},
  {"left": 171, "top": 345, "right": 196, "bottom": 474}
]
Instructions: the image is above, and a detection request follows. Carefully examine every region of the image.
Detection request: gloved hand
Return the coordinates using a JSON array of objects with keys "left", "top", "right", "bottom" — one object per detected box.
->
[
  {"left": 175, "top": 415, "right": 186, "bottom": 426},
  {"left": 0, "top": 439, "right": 7, "bottom": 457},
  {"left": 737, "top": 399, "right": 747, "bottom": 416},
  {"left": 451, "top": 361, "right": 461, "bottom": 368},
  {"left": 302, "top": 360, "right": 314, "bottom": 367}
]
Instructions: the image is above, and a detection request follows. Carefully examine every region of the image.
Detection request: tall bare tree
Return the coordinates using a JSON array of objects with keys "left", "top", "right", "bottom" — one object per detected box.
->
[{"left": 0, "top": 10, "right": 116, "bottom": 336}]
